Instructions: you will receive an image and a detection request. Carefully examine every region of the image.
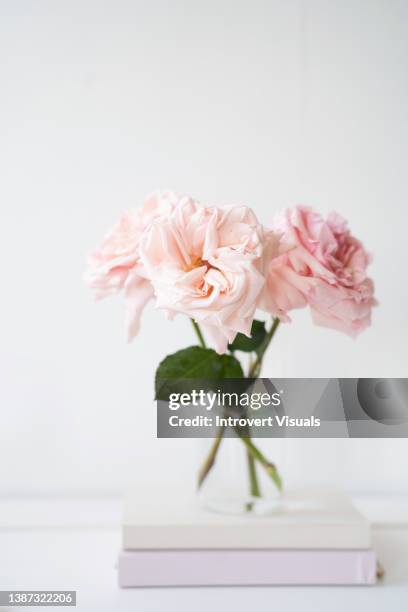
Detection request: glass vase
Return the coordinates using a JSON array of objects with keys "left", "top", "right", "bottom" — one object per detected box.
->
[{"left": 197, "top": 435, "right": 284, "bottom": 515}]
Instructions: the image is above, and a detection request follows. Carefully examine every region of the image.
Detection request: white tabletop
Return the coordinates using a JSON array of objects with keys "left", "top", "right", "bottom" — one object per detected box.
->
[{"left": 0, "top": 497, "right": 407, "bottom": 612}]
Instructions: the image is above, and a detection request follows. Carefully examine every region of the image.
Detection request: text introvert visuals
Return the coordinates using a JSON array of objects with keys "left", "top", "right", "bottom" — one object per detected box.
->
[{"left": 165, "top": 389, "right": 320, "bottom": 429}]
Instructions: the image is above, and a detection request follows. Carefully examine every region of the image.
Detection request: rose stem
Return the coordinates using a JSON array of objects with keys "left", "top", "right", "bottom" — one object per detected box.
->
[
  {"left": 245, "top": 445, "right": 261, "bottom": 511},
  {"left": 190, "top": 319, "right": 226, "bottom": 488},
  {"left": 245, "top": 317, "right": 281, "bottom": 505},
  {"left": 197, "top": 425, "right": 226, "bottom": 489},
  {"left": 191, "top": 319, "right": 207, "bottom": 349},
  {"left": 240, "top": 433, "right": 283, "bottom": 491},
  {"left": 248, "top": 317, "right": 280, "bottom": 378}
]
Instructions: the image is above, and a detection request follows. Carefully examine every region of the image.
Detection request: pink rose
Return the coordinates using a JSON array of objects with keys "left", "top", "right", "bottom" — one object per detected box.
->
[
  {"left": 85, "top": 191, "right": 178, "bottom": 340},
  {"left": 140, "top": 197, "right": 271, "bottom": 353},
  {"left": 261, "top": 206, "right": 376, "bottom": 337}
]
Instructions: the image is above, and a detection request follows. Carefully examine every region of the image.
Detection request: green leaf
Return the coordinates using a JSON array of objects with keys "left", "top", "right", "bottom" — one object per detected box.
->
[
  {"left": 155, "top": 346, "right": 244, "bottom": 400},
  {"left": 220, "top": 354, "right": 245, "bottom": 378},
  {"left": 228, "top": 319, "right": 267, "bottom": 353}
]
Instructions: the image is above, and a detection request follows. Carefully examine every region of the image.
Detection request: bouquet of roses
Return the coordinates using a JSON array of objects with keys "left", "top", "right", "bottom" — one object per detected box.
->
[{"left": 85, "top": 191, "right": 375, "bottom": 496}]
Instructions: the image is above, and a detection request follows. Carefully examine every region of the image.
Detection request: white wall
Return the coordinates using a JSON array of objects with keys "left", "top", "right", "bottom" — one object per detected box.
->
[{"left": 0, "top": 0, "right": 407, "bottom": 497}]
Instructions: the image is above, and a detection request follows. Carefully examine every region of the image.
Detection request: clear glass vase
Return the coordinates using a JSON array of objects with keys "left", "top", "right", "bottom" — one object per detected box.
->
[{"left": 197, "top": 435, "right": 284, "bottom": 515}]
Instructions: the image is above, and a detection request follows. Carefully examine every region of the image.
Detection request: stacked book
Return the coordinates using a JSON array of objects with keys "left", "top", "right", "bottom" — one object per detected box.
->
[{"left": 118, "top": 489, "right": 377, "bottom": 586}]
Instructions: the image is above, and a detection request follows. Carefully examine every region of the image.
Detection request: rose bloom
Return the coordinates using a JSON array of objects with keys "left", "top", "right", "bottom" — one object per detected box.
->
[
  {"left": 261, "top": 206, "right": 376, "bottom": 337},
  {"left": 85, "top": 191, "right": 178, "bottom": 340},
  {"left": 139, "top": 196, "right": 273, "bottom": 353}
]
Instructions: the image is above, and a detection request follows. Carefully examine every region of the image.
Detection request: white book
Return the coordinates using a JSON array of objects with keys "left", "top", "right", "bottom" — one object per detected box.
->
[{"left": 122, "top": 488, "right": 371, "bottom": 550}]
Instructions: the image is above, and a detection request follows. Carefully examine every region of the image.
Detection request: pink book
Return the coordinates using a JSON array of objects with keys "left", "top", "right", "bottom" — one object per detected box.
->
[{"left": 118, "top": 548, "right": 377, "bottom": 587}]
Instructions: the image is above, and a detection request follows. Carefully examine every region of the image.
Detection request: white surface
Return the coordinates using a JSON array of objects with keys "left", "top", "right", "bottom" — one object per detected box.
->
[
  {"left": 0, "top": 0, "right": 408, "bottom": 498},
  {"left": 0, "top": 498, "right": 408, "bottom": 611}
]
